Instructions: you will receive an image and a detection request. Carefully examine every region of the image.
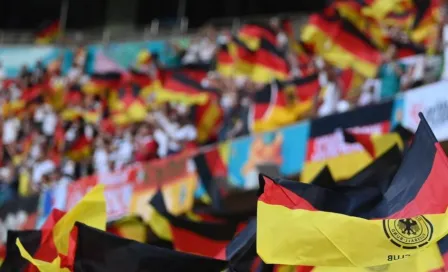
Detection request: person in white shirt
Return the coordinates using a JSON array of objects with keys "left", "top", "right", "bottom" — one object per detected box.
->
[
  {"left": 113, "top": 132, "right": 134, "bottom": 170},
  {"left": 317, "top": 69, "right": 341, "bottom": 117},
  {"left": 2, "top": 116, "right": 20, "bottom": 145},
  {"left": 31, "top": 152, "right": 56, "bottom": 190},
  {"left": 42, "top": 105, "right": 58, "bottom": 137},
  {"left": 67, "top": 63, "right": 82, "bottom": 85},
  {"left": 93, "top": 139, "right": 112, "bottom": 174}
]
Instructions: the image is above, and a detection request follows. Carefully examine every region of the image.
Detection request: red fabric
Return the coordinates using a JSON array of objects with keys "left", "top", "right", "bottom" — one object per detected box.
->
[{"left": 170, "top": 225, "right": 229, "bottom": 258}]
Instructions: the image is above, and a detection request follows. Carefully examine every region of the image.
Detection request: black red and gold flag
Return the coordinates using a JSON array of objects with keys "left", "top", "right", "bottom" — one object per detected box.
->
[
  {"left": 149, "top": 191, "right": 241, "bottom": 258},
  {"left": 74, "top": 222, "right": 228, "bottom": 272},
  {"left": 238, "top": 23, "right": 278, "bottom": 51},
  {"left": 251, "top": 38, "right": 290, "bottom": 84},
  {"left": 160, "top": 73, "right": 219, "bottom": 105},
  {"left": 216, "top": 43, "right": 234, "bottom": 77},
  {"left": 35, "top": 20, "right": 60, "bottom": 44}
]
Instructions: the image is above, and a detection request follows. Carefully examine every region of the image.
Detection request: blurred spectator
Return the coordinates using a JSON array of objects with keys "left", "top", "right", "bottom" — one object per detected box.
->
[
  {"left": 0, "top": 62, "right": 5, "bottom": 88},
  {"left": 378, "top": 46, "right": 406, "bottom": 99},
  {"left": 182, "top": 25, "right": 217, "bottom": 64}
]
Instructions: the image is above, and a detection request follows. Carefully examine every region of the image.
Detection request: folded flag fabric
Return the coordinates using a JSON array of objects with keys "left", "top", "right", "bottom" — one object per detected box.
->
[
  {"left": 257, "top": 175, "right": 448, "bottom": 267},
  {"left": 216, "top": 218, "right": 257, "bottom": 272},
  {"left": 74, "top": 222, "right": 228, "bottom": 272},
  {"left": 149, "top": 191, "right": 241, "bottom": 258},
  {"left": 342, "top": 124, "right": 414, "bottom": 158},
  {"left": 309, "top": 166, "right": 336, "bottom": 188},
  {"left": 336, "top": 145, "right": 402, "bottom": 193},
  {"left": 0, "top": 230, "right": 42, "bottom": 271},
  {"left": 257, "top": 114, "right": 448, "bottom": 267},
  {"left": 13, "top": 185, "right": 107, "bottom": 271}
]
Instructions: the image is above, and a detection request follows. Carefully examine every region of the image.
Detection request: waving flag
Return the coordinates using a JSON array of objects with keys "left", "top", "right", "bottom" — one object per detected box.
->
[
  {"left": 74, "top": 222, "right": 228, "bottom": 272},
  {"left": 150, "top": 191, "right": 241, "bottom": 258},
  {"left": 257, "top": 115, "right": 448, "bottom": 266}
]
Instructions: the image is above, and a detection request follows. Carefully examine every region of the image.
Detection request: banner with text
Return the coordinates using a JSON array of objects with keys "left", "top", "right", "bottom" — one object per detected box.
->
[{"left": 302, "top": 101, "right": 394, "bottom": 182}]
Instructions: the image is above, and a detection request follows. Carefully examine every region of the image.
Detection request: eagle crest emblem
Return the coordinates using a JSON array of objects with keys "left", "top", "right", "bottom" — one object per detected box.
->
[{"left": 383, "top": 216, "right": 433, "bottom": 249}]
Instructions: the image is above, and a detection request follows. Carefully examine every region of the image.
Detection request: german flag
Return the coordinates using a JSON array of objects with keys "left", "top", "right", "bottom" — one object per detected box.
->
[
  {"left": 0, "top": 230, "right": 42, "bottom": 271},
  {"left": 83, "top": 72, "right": 123, "bottom": 95},
  {"left": 216, "top": 43, "right": 234, "bottom": 77},
  {"left": 106, "top": 216, "right": 148, "bottom": 243},
  {"left": 411, "top": 0, "right": 442, "bottom": 44},
  {"left": 74, "top": 222, "right": 228, "bottom": 272},
  {"left": 337, "top": 145, "right": 402, "bottom": 192},
  {"left": 216, "top": 219, "right": 257, "bottom": 272},
  {"left": 177, "top": 63, "right": 212, "bottom": 83},
  {"left": 228, "top": 37, "right": 257, "bottom": 77},
  {"left": 288, "top": 73, "right": 320, "bottom": 101},
  {"left": 238, "top": 23, "right": 278, "bottom": 51},
  {"left": 12, "top": 186, "right": 106, "bottom": 271},
  {"left": 339, "top": 69, "right": 365, "bottom": 99},
  {"left": 342, "top": 124, "right": 414, "bottom": 158},
  {"left": 393, "top": 40, "right": 426, "bottom": 58},
  {"left": 35, "top": 20, "right": 60, "bottom": 44},
  {"left": 193, "top": 146, "right": 229, "bottom": 206},
  {"left": 128, "top": 68, "right": 153, "bottom": 87},
  {"left": 302, "top": 14, "right": 382, "bottom": 78},
  {"left": 149, "top": 191, "right": 241, "bottom": 258},
  {"left": 251, "top": 38, "right": 290, "bottom": 84},
  {"left": 257, "top": 115, "right": 448, "bottom": 266},
  {"left": 159, "top": 73, "right": 219, "bottom": 105},
  {"left": 194, "top": 98, "right": 224, "bottom": 144},
  {"left": 250, "top": 81, "right": 313, "bottom": 132},
  {"left": 291, "top": 40, "right": 315, "bottom": 75},
  {"left": 361, "top": 0, "right": 413, "bottom": 20},
  {"left": 65, "top": 134, "right": 92, "bottom": 163}
]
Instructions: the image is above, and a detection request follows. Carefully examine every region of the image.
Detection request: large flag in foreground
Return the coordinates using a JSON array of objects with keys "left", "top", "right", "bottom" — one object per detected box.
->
[
  {"left": 74, "top": 222, "right": 228, "bottom": 272},
  {"left": 257, "top": 114, "right": 448, "bottom": 267}
]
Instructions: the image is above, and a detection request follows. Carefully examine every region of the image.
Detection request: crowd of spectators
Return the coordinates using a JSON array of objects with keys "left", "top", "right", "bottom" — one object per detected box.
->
[{"left": 0, "top": 9, "right": 445, "bottom": 204}]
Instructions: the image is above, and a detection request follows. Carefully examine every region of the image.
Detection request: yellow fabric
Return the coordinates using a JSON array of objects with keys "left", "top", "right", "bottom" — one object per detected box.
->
[
  {"left": 253, "top": 100, "right": 313, "bottom": 133},
  {"left": 155, "top": 89, "right": 209, "bottom": 105},
  {"left": 238, "top": 35, "right": 260, "bottom": 51},
  {"left": 362, "top": 0, "right": 404, "bottom": 20},
  {"left": 113, "top": 218, "right": 147, "bottom": 243},
  {"left": 311, "top": 245, "right": 444, "bottom": 271},
  {"left": 127, "top": 102, "right": 147, "bottom": 123},
  {"left": 137, "top": 50, "right": 152, "bottom": 65},
  {"left": 18, "top": 170, "right": 31, "bottom": 197},
  {"left": 52, "top": 184, "right": 107, "bottom": 255},
  {"left": 147, "top": 207, "right": 173, "bottom": 241},
  {"left": 302, "top": 151, "right": 372, "bottom": 183},
  {"left": 161, "top": 176, "right": 197, "bottom": 215},
  {"left": 301, "top": 25, "right": 379, "bottom": 78},
  {"left": 217, "top": 63, "right": 234, "bottom": 77},
  {"left": 250, "top": 65, "right": 288, "bottom": 84},
  {"left": 197, "top": 100, "right": 222, "bottom": 143},
  {"left": 302, "top": 131, "right": 404, "bottom": 183},
  {"left": 257, "top": 201, "right": 448, "bottom": 267},
  {"left": 16, "top": 239, "right": 69, "bottom": 272}
]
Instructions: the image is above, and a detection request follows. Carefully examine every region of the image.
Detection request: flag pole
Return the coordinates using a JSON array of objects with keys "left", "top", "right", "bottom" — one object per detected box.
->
[{"left": 58, "top": 0, "right": 69, "bottom": 44}]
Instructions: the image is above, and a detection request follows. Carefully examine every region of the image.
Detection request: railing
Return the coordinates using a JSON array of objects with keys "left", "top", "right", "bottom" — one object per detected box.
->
[{"left": 0, "top": 13, "right": 309, "bottom": 46}]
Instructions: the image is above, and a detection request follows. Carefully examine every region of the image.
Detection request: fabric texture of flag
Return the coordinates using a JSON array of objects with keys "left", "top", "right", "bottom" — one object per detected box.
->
[
  {"left": 150, "top": 191, "right": 241, "bottom": 258},
  {"left": 74, "top": 222, "right": 228, "bottom": 272},
  {"left": 238, "top": 23, "right": 278, "bottom": 51},
  {"left": 257, "top": 174, "right": 448, "bottom": 267},
  {"left": 257, "top": 114, "right": 448, "bottom": 266},
  {"left": 251, "top": 39, "right": 290, "bottom": 84}
]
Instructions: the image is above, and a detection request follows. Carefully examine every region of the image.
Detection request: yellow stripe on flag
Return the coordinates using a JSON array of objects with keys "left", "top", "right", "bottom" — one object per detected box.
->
[
  {"left": 257, "top": 202, "right": 448, "bottom": 267},
  {"left": 52, "top": 184, "right": 107, "bottom": 255},
  {"left": 16, "top": 239, "right": 70, "bottom": 272}
]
